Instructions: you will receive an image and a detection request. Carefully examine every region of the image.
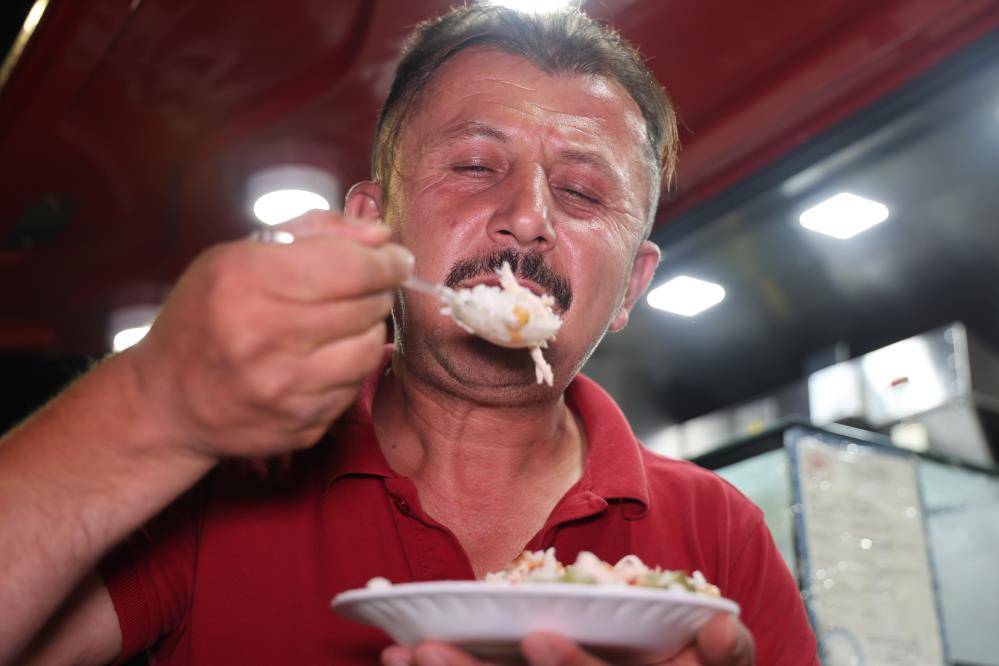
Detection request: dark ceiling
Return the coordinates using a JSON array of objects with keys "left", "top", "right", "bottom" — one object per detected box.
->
[
  {"left": 2, "top": 0, "right": 999, "bottom": 433},
  {"left": 588, "top": 33, "right": 999, "bottom": 437},
  {"left": 0, "top": 2, "right": 33, "bottom": 55}
]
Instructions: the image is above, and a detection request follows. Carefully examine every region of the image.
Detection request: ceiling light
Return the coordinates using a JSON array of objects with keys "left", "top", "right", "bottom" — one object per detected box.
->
[
  {"left": 252, "top": 189, "right": 330, "bottom": 226},
  {"left": 482, "top": 0, "right": 578, "bottom": 13},
  {"left": 647, "top": 276, "right": 726, "bottom": 317},
  {"left": 246, "top": 165, "right": 341, "bottom": 226},
  {"left": 109, "top": 304, "right": 159, "bottom": 352},
  {"left": 23, "top": 0, "right": 48, "bottom": 32},
  {"left": 799, "top": 193, "right": 889, "bottom": 239},
  {"left": 113, "top": 325, "right": 151, "bottom": 352}
]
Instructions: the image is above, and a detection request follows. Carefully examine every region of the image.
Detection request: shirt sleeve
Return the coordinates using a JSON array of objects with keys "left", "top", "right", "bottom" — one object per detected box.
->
[
  {"left": 726, "top": 513, "right": 819, "bottom": 665},
  {"left": 98, "top": 486, "right": 202, "bottom": 663}
]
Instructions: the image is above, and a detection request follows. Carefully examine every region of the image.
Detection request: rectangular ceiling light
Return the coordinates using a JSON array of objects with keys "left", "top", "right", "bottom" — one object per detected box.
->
[
  {"left": 799, "top": 192, "right": 890, "bottom": 239},
  {"left": 647, "top": 276, "right": 726, "bottom": 317}
]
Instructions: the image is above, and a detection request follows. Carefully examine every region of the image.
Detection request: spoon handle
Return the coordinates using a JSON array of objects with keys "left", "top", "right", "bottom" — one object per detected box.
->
[{"left": 403, "top": 274, "right": 445, "bottom": 298}]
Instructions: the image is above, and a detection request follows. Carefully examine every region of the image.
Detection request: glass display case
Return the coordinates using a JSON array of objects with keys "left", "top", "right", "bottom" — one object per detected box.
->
[{"left": 695, "top": 421, "right": 999, "bottom": 666}]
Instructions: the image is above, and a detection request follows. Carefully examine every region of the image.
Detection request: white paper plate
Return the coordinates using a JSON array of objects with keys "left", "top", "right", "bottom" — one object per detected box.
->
[{"left": 331, "top": 581, "right": 739, "bottom": 664}]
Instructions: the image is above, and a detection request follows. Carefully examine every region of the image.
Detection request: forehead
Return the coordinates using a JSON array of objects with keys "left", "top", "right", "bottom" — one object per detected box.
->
[{"left": 406, "top": 49, "right": 650, "bottom": 172}]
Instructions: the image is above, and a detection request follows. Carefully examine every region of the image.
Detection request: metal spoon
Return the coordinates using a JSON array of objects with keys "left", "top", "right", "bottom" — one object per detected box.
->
[{"left": 402, "top": 274, "right": 450, "bottom": 299}]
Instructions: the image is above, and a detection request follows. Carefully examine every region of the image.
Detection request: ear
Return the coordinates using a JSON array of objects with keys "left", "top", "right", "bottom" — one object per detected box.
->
[
  {"left": 344, "top": 180, "right": 384, "bottom": 222},
  {"left": 609, "top": 241, "right": 661, "bottom": 332}
]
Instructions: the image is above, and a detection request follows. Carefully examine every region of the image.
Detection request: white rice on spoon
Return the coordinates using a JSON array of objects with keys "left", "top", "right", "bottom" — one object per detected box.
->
[{"left": 439, "top": 262, "right": 563, "bottom": 385}]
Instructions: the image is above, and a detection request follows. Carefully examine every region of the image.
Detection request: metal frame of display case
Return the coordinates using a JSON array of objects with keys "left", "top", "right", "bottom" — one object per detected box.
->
[{"left": 690, "top": 417, "right": 998, "bottom": 478}]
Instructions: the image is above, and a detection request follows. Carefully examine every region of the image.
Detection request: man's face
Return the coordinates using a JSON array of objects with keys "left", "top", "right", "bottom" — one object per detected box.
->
[{"left": 382, "top": 48, "right": 658, "bottom": 403}]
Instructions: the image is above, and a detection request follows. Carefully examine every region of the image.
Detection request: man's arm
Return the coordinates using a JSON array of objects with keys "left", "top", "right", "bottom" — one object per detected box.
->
[
  {"left": 0, "top": 354, "right": 214, "bottom": 663},
  {"left": 0, "top": 213, "right": 411, "bottom": 662},
  {"left": 17, "top": 573, "right": 122, "bottom": 666}
]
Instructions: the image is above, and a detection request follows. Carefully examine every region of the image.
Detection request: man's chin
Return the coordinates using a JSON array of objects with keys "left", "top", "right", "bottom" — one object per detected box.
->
[{"left": 425, "top": 335, "right": 566, "bottom": 399}]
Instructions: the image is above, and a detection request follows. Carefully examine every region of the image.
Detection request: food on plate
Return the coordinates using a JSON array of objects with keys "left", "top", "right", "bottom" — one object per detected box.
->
[
  {"left": 341, "top": 548, "right": 736, "bottom": 663},
  {"left": 482, "top": 548, "right": 721, "bottom": 595},
  {"left": 439, "top": 262, "right": 563, "bottom": 386},
  {"left": 367, "top": 548, "right": 720, "bottom": 597}
]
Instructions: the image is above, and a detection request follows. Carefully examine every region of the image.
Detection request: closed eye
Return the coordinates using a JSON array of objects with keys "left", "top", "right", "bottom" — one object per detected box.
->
[
  {"left": 561, "top": 187, "right": 600, "bottom": 204},
  {"left": 454, "top": 165, "right": 494, "bottom": 174}
]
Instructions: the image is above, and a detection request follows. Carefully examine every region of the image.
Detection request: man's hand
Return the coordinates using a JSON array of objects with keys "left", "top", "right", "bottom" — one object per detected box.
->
[
  {"left": 0, "top": 212, "right": 411, "bottom": 661},
  {"left": 124, "top": 211, "right": 412, "bottom": 461},
  {"left": 380, "top": 612, "right": 753, "bottom": 665}
]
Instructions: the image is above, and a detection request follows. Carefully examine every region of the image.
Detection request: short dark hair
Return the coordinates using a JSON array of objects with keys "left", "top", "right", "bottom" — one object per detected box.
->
[{"left": 373, "top": 5, "right": 679, "bottom": 224}]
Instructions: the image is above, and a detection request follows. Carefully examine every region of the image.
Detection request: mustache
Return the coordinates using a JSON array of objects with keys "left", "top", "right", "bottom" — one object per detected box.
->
[{"left": 443, "top": 248, "right": 573, "bottom": 312}]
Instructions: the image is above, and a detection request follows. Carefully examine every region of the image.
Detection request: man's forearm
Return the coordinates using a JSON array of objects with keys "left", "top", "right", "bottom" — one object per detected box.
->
[
  {"left": 0, "top": 352, "right": 215, "bottom": 661},
  {"left": 0, "top": 215, "right": 401, "bottom": 661}
]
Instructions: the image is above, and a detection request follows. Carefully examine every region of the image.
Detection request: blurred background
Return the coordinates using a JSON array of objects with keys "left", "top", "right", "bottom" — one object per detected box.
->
[{"left": 2, "top": 1, "right": 998, "bottom": 664}]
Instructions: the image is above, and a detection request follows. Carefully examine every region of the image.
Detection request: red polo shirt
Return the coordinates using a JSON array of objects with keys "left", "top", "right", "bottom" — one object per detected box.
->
[{"left": 101, "top": 365, "right": 818, "bottom": 664}]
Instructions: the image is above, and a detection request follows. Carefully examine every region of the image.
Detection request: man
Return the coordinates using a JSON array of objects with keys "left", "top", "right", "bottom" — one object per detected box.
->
[{"left": 0, "top": 6, "right": 818, "bottom": 665}]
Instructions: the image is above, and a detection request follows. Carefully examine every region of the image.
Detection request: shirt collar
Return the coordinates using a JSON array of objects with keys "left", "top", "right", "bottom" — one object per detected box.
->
[
  {"left": 324, "top": 355, "right": 396, "bottom": 483},
  {"left": 325, "top": 349, "right": 650, "bottom": 515},
  {"left": 565, "top": 373, "right": 650, "bottom": 516}
]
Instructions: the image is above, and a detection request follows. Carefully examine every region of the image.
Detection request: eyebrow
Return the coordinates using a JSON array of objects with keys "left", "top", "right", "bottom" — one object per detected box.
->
[
  {"left": 438, "top": 120, "right": 510, "bottom": 145},
  {"left": 557, "top": 148, "right": 621, "bottom": 187}
]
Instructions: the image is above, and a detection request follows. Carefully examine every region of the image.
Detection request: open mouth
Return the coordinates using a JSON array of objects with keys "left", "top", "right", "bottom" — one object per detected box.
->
[
  {"left": 443, "top": 249, "right": 572, "bottom": 313},
  {"left": 458, "top": 275, "right": 555, "bottom": 303}
]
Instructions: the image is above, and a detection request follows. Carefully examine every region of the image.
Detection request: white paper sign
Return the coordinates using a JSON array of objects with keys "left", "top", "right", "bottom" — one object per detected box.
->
[{"left": 793, "top": 435, "right": 945, "bottom": 665}]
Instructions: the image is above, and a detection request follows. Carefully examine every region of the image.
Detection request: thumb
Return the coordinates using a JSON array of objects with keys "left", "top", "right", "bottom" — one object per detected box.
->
[
  {"left": 381, "top": 644, "right": 413, "bottom": 665},
  {"left": 695, "top": 613, "right": 754, "bottom": 665},
  {"left": 522, "top": 632, "right": 608, "bottom": 666},
  {"left": 260, "top": 210, "right": 391, "bottom": 246}
]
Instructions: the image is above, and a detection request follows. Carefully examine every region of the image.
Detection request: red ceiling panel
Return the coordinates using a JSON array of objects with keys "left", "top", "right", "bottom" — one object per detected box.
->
[{"left": 640, "top": 0, "right": 999, "bottom": 219}]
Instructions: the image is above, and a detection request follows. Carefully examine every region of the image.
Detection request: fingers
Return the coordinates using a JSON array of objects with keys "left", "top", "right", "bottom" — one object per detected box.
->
[
  {"left": 245, "top": 209, "right": 413, "bottom": 302},
  {"left": 255, "top": 235, "right": 413, "bottom": 302},
  {"left": 693, "top": 613, "right": 754, "bottom": 666},
  {"left": 521, "top": 633, "right": 608, "bottom": 666},
  {"left": 416, "top": 642, "right": 490, "bottom": 665},
  {"left": 297, "top": 320, "right": 389, "bottom": 392},
  {"left": 226, "top": 290, "right": 392, "bottom": 359},
  {"left": 380, "top": 636, "right": 611, "bottom": 666},
  {"left": 409, "top": 641, "right": 490, "bottom": 665},
  {"left": 288, "top": 291, "right": 394, "bottom": 350},
  {"left": 272, "top": 210, "right": 391, "bottom": 246},
  {"left": 381, "top": 644, "right": 414, "bottom": 665},
  {"left": 661, "top": 646, "right": 702, "bottom": 665}
]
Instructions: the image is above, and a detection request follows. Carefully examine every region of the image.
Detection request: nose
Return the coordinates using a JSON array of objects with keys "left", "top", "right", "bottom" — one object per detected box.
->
[{"left": 486, "top": 165, "right": 556, "bottom": 251}]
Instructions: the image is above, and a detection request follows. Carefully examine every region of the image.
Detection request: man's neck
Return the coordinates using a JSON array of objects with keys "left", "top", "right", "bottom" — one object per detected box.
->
[
  {"left": 371, "top": 353, "right": 586, "bottom": 500},
  {"left": 370, "top": 352, "right": 588, "bottom": 577}
]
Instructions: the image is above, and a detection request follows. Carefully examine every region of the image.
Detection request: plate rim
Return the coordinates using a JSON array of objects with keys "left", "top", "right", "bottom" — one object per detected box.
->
[{"left": 330, "top": 580, "right": 740, "bottom": 616}]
